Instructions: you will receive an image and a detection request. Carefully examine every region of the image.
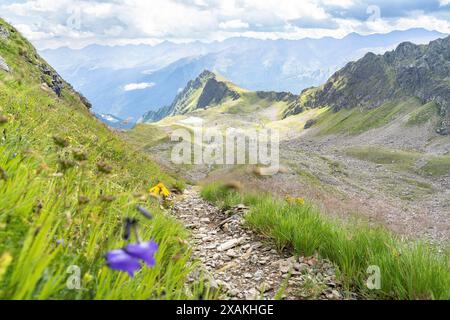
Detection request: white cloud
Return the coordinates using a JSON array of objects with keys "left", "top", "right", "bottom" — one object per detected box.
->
[
  {"left": 123, "top": 82, "right": 155, "bottom": 91},
  {"left": 219, "top": 19, "right": 249, "bottom": 30},
  {"left": 1, "top": 0, "right": 449, "bottom": 49}
]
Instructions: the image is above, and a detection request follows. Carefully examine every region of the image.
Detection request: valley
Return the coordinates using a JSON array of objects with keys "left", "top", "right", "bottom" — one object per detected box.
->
[
  {"left": 1, "top": 15, "right": 449, "bottom": 301},
  {"left": 125, "top": 67, "right": 450, "bottom": 245}
]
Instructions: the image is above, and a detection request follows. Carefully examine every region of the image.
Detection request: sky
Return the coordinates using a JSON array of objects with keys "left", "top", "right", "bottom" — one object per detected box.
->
[{"left": 1, "top": 0, "right": 450, "bottom": 49}]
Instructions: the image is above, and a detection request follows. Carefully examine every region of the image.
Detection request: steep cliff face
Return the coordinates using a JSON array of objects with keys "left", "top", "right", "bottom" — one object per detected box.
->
[
  {"left": 284, "top": 36, "right": 450, "bottom": 134},
  {"left": 0, "top": 19, "right": 91, "bottom": 109},
  {"left": 141, "top": 70, "right": 241, "bottom": 122},
  {"left": 141, "top": 70, "right": 304, "bottom": 123},
  {"left": 170, "top": 70, "right": 241, "bottom": 115}
]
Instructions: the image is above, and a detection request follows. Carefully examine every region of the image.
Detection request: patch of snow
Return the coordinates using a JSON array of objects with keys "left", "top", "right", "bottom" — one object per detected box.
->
[
  {"left": 123, "top": 82, "right": 155, "bottom": 91},
  {"left": 101, "top": 114, "right": 120, "bottom": 123}
]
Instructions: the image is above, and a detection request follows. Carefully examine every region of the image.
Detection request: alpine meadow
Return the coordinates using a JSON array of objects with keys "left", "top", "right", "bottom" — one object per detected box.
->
[{"left": 0, "top": 0, "right": 449, "bottom": 307}]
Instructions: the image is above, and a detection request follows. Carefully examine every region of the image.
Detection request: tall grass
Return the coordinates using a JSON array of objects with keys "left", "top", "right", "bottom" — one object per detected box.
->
[
  {"left": 201, "top": 183, "right": 450, "bottom": 300},
  {"left": 0, "top": 18, "right": 213, "bottom": 300}
]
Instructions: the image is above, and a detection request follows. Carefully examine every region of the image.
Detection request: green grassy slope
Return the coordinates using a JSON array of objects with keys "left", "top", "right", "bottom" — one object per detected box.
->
[
  {"left": 201, "top": 184, "right": 450, "bottom": 300},
  {"left": 346, "top": 146, "right": 450, "bottom": 177},
  {"left": 0, "top": 18, "right": 211, "bottom": 300},
  {"left": 311, "top": 97, "right": 423, "bottom": 135}
]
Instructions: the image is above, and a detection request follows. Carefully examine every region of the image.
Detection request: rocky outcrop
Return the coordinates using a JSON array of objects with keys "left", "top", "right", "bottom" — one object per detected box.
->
[
  {"left": 0, "top": 56, "right": 9, "bottom": 72},
  {"left": 284, "top": 36, "right": 450, "bottom": 135},
  {"left": 0, "top": 25, "right": 9, "bottom": 40},
  {"left": 256, "top": 91, "right": 298, "bottom": 102},
  {"left": 141, "top": 70, "right": 306, "bottom": 124},
  {"left": 142, "top": 70, "right": 241, "bottom": 123},
  {"left": 197, "top": 77, "right": 240, "bottom": 109},
  {"left": 140, "top": 105, "right": 172, "bottom": 123},
  {"left": 38, "top": 62, "right": 91, "bottom": 108},
  {"left": 172, "top": 70, "right": 240, "bottom": 115}
]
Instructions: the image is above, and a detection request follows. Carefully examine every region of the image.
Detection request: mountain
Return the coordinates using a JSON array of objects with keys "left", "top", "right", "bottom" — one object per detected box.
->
[
  {"left": 0, "top": 17, "right": 196, "bottom": 299},
  {"left": 139, "top": 70, "right": 300, "bottom": 123},
  {"left": 283, "top": 35, "right": 450, "bottom": 135},
  {"left": 94, "top": 113, "right": 134, "bottom": 129},
  {"left": 40, "top": 29, "right": 446, "bottom": 121}
]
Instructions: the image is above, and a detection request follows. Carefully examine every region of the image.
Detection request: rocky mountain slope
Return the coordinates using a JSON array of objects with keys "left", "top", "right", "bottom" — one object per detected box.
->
[
  {"left": 41, "top": 29, "right": 445, "bottom": 120},
  {"left": 128, "top": 35, "right": 450, "bottom": 249},
  {"left": 283, "top": 36, "right": 450, "bottom": 135},
  {"left": 140, "top": 70, "right": 299, "bottom": 123}
]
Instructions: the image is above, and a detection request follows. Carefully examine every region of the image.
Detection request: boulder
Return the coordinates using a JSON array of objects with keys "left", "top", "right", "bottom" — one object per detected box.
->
[
  {"left": 0, "top": 56, "right": 10, "bottom": 72},
  {"left": 0, "top": 26, "right": 9, "bottom": 40}
]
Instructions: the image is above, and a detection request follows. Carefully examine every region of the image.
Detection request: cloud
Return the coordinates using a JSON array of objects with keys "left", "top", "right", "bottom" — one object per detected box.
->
[
  {"left": 1, "top": 0, "right": 450, "bottom": 49},
  {"left": 219, "top": 19, "right": 249, "bottom": 30},
  {"left": 123, "top": 82, "right": 155, "bottom": 91}
]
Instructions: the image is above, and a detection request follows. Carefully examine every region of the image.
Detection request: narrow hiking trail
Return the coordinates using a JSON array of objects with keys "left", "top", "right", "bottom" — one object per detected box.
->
[{"left": 170, "top": 187, "right": 355, "bottom": 300}]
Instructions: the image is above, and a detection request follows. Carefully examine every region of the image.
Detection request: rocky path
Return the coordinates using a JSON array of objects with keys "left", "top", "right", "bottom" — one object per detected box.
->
[{"left": 171, "top": 187, "right": 352, "bottom": 300}]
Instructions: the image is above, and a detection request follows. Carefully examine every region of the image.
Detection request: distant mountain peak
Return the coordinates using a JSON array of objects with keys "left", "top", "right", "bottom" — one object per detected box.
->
[
  {"left": 283, "top": 35, "right": 450, "bottom": 135},
  {"left": 140, "top": 71, "right": 302, "bottom": 123},
  {"left": 198, "top": 69, "right": 216, "bottom": 79},
  {"left": 140, "top": 70, "right": 242, "bottom": 122},
  {"left": 170, "top": 70, "right": 241, "bottom": 116}
]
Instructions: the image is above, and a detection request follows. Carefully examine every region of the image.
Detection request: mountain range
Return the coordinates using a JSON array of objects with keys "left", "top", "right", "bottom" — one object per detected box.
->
[
  {"left": 283, "top": 35, "right": 450, "bottom": 135},
  {"left": 139, "top": 70, "right": 300, "bottom": 123},
  {"left": 40, "top": 28, "right": 446, "bottom": 121}
]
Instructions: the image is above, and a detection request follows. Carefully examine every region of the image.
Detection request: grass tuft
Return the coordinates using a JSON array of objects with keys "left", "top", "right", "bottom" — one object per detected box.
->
[
  {"left": 201, "top": 183, "right": 450, "bottom": 300},
  {"left": 0, "top": 17, "right": 204, "bottom": 300}
]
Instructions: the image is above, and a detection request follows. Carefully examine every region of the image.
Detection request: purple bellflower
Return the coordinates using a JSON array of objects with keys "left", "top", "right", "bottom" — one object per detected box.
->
[
  {"left": 124, "top": 240, "right": 158, "bottom": 267},
  {"left": 105, "top": 207, "right": 158, "bottom": 277},
  {"left": 105, "top": 249, "right": 142, "bottom": 277}
]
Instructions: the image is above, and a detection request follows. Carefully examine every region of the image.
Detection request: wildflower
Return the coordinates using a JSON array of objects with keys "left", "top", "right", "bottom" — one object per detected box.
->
[
  {"left": 149, "top": 182, "right": 171, "bottom": 198},
  {"left": 58, "top": 158, "right": 76, "bottom": 170},
  {"left": 106, "top": 218, "right": 158, "bottom": 277},
  {"left": 124, "top": 241, "right": 158, "bottom": 267},
  {"left": 72, "top": 148, "right": 88, "bottom": 161},
  {"left": 136, "top": 206, "right": 153, "bottom": 220},
  {"left": 0, "top": 167, "right": 7, "bottom": 180},
  {"left": 96, "top": 161, "right": 113, "bottom": 174},
  {"left": 52, "top": 136, "right": 69, "bottom": 148},
  {"left": 172, "top": 252, "right": 183, "bottom": 262},
  {"left": 105, "top": 249, "right": 141, "bottom": 277},
  {"left": 33, "top": 200, "right": 43, "bottom": 213},
  {"left": 99, "top": 195, "right": 116, "bottom": 203},
  {"left": 123, "top": 218, "right": 137, "bottom": 241},
  {"left": 78, "top": 196, "right": 90, "bottom": 205},
  {"left": 177, "top": 237, "right": 188, "bottom": 246},
  {"left": 285, "top": 196, "right": 305, "bottom": 206},
  {"left": 0, "top": 115, "right": 8, "bottom": 125}
]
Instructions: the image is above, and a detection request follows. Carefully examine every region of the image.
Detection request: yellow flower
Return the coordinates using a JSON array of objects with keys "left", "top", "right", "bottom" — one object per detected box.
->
[
  {"left": 285, "top": 195, "right": 294, "bottom": 204},
  {"left": 285, "top": 195, "right": 305, "bottom": 206},
  {"left": 149, "top": 182, "right": 171, "bottom": 198},
  {"left": 83, "top": 272, "right": 94, "bottom": 284},
  {"left": 0, "top": 252, "right": 13, "bottom": 282}
]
